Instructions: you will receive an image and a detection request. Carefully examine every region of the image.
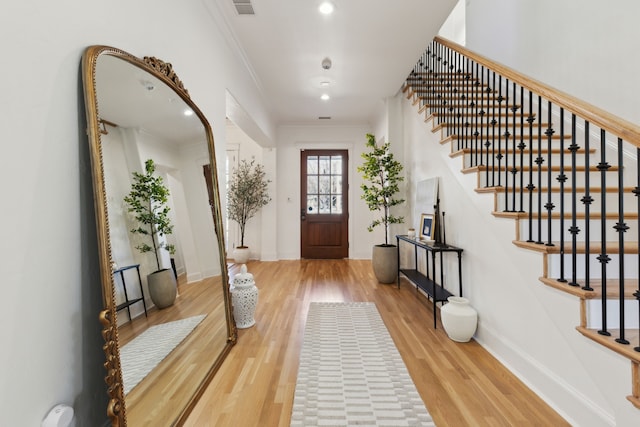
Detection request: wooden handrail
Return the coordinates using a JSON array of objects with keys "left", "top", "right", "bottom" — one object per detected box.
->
[{"left": 434, "top": 36, "right": 640, "bottom": 148}]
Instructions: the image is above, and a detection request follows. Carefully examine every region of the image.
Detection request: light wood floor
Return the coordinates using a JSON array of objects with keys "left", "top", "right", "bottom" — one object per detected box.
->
[
  {"left": 117, "top": 275, "right": 229, "bottom": 426},
  {"left": 184, "top": 259, "right": 569, "bottom": 427}
]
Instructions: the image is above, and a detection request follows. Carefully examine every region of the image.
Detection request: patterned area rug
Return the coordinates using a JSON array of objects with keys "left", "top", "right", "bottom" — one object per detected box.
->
[
  {"left": 291, "top": 302, "right": 435, "bottom": 426},
  {"left": 120, "top": 314, "right": 206, "bottom": 395}
]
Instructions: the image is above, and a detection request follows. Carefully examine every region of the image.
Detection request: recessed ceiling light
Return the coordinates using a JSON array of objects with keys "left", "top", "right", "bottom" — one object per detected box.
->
[
  {"left": 320, "top": 81, "right": 330, "bottom": 87},
  {"left": 184, "top": 109, "right": 194, "bottom": 116},
  {"left": 321, "top": 94, "right": 330, "bottom": 101},
  {"left": 319, "top": 1, "right": 334, "bottom": 15}
]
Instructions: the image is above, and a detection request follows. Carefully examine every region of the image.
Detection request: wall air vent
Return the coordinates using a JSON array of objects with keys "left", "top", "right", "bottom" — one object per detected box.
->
[{"left": 233, "top": 0, "right": 255, "bottom": 15}]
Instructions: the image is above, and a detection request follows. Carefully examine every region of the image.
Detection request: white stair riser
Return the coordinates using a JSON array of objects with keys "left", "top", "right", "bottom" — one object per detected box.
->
[
  {"left": 546, "top": 253, "right": 639, "bottom": 280},
  {"left": 586, "top": 299, "right": 640, "bottom": 329},
  {"left": 493, "top": 191, "right": 638, "bottom": 214},
  {"left": 517, "top": 218, "right": 639, "bottom": 243}
]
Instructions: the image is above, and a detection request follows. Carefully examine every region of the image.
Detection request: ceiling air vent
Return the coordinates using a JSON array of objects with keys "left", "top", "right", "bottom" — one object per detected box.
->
[
  {"left": 318, "top": 116, "right": 332, "bottom": 120},
  {"left": 233, "top": 0, "right": 255, "bottom": 15}
]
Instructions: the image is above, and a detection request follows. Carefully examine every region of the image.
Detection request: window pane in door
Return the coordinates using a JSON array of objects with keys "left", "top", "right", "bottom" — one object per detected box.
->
[
  {"left": 307, "top": 156, "right": 318, "bottom": 174},
  {"left": 332, "top": 195, "right": 342, "bottom": 213},
  {"left": 307, "top": 195, "right": 318, "bottom": 214},
  {"left": 319, "top": 176, "right": 330, "bottom": 194},
  {"left": 307, "top": 176, "right": 318, "bottom": 194},
  {"left": 319, "top": 195, "right": 330, "bottom": 213},
  {"left": 331, "top": 176, "right": 342, "bottom": 194},
  {"left": 319, "top": 156, "right": 330, "bottom": 174},
  {"left": 331, "top": 157, "right": 342, "bottom": 174}
]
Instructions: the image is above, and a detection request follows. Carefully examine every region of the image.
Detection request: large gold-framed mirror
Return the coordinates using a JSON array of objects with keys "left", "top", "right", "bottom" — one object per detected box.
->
[{"left": 82, "top": 45, "right": 237, "bottom": 426}]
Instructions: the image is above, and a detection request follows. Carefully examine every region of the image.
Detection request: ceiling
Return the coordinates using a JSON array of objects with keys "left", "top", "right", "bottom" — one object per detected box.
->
[{"left": 210, "top": 0, "right": 458, "bottom": 126}]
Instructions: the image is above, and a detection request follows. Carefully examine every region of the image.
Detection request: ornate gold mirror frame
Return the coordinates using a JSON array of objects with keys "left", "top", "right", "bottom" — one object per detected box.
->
[{"left": 82, "top": 45, "right": 237, "bottom": 426}]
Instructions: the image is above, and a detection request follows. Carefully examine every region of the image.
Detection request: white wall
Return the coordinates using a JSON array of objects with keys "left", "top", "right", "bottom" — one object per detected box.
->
[
  {"left": 466, "top": 0, "right": 640, "bottom": 125},
  {"left": 0, "top": 1, "right": 273, "bottom": 425}
]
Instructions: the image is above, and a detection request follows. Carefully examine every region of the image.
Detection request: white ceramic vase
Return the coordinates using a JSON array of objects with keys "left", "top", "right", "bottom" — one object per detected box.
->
[
  {"left": 440, "top": 296, "right": 478, "bottom": 342},
  {"left": 230, "top": 264, "right": 259, "bottom": 328},
  {"left": 233, "top": 246, "right": 250, "bottom": 264}
]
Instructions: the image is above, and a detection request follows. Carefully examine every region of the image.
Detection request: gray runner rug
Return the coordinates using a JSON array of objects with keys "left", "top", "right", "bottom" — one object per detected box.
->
[
  {"left": 120, "top": 314, "right": 206, "bottom": 395},
  {"left": 290, "top": 302, "right": 436, "bottom": 426}
]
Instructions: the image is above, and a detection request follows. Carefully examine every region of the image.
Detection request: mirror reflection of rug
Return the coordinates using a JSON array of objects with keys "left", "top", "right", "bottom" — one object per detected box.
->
[
  {"left": 291, "top": 302, "right": 435, "bottom": 426},
  {"left": 120, "top": 314, "right": 206, "bottom": 395}
]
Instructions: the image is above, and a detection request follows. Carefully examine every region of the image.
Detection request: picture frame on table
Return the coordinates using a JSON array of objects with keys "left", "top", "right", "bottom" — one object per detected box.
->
[{"left": 420, "top": 213, "right": 435, "bottom": 241}]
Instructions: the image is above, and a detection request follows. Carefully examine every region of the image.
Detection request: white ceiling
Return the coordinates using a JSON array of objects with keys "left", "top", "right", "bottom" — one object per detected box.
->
[{"left": 210, "top": 0, "right": 458, "bottom": 126}]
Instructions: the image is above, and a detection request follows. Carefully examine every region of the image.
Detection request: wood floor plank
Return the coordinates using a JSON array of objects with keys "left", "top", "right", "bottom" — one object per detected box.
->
[{"left": 184, "top": 259, "right": 569, "bottom": 427}]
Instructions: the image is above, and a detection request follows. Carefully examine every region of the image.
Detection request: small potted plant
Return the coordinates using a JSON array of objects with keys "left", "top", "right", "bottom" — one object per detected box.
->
[
  {"left": 227, "top": 159, "right": 271, "bottom": 263},
  {"left": 124, "top": 159, "right": 177, "bottom": 308},
  {"left": 357, "top": 133, "right": 405, "bottom": 283}
]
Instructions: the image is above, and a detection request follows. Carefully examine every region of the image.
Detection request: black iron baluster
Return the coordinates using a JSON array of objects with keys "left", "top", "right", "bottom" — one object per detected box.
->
[
  {"left": 598, "top": 129, "right": 611, "bottom": 336},
  {"left": 497, "top": 75, "right": 504, "bottom": 188},
  {"left": 481, "top": 66, "right": 487, "bottom": 179},
  {"left": 473, "top": 61, "right": 480, "bottom": 167},
  {"left": 614, "top": 137, "right": 629, "bottom": 345},
  {"left": 464, "top": 58, "right": 471, "bottom": 152},
  {"left": 536, "top": 96, "right": 544, "bottom": 244},
  {"left": 490, "top": 71, "right": 497, "bottom": 187},
  {"left": 581, "top": 122, "right": 594, "bottom": 291},
  {"left": 515, "top": 84, "right": 523, "bottom": 212},
  {"left": 568, "top": 114, "right": 580, "bottom": 287},
  {"left": 557, "top": 108, "right": 567, "bottom": 281},
  {"left": 635, "top": 146, "right": 640, "bottom": 352},
  {"left": 545, "top": 101, "right": 555, "bottom": 247},
  {"left": 503, "top": 77, "right": 510, "bottom": 210},
  {"left": 526, "top": 91, "right": 536, "bottom": 242}
]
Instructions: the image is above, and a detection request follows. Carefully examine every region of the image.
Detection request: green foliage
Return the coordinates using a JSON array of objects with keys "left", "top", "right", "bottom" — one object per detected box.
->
[
  {"left": 227, "top": 159, "right": 271, "bottom": 247},
  {"left": 123, "top": 159, "right": 175, "bottom": 272},
  {"left": 357, "top": 133, "right": 405, "bottom": 245}
]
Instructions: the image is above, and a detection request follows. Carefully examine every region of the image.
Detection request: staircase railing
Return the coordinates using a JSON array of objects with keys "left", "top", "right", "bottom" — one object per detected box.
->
[{"left": 406, "top": 36, "right": 640, "bottom": 356}]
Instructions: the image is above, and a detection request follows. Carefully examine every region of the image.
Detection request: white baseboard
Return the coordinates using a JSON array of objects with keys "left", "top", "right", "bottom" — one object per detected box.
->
[{"left": 474, "top": 323, "right": 615, "bottom": 427}]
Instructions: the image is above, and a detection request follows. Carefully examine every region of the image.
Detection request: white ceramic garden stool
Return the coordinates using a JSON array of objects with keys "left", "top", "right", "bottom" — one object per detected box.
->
[
  {"left": 230, "top": 264, "right": 259, "bottom": 328},
  {"left": 440, "top": 296, "right": 478, "bottom": 342}
]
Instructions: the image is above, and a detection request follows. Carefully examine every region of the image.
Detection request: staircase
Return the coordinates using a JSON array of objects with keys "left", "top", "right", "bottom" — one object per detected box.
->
[{"left": 403, "top": 36, "right": 640, "bottom": 410}]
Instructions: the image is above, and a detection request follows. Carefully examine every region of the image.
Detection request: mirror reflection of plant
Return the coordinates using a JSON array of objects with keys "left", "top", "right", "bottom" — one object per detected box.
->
[
  {"left": 227, "top": 159, "right": 271, "bottom": 247},
  {"left": 357, "top": 133, "right": 405, "bottom": 246},
  {"left": 124, "top": 159, "right": 176, "bottom": 272}
]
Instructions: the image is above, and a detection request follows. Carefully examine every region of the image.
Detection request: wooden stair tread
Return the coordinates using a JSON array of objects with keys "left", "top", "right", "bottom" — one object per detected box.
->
[
  {"left": 451, "top": 147, "right": 595, "bottom": 158},
  {"left": 476, "top": 185, "right": 636, "bottom": 194},
  {"left": 513, "top": 240, "right": 639, "bottom": 254},
  {"left": 539, "top": 277, "right": 639, "bottom": 299},
  {"left": 576, "top": 326, "right": 640, "bottom": 362},
  {"left": 492, "top": 211, "right": 639, "bottom": 220},
  {"left": 461, "top": 164, "right": 619, "bottom": 174},
  {"left": 439, "top": 122, "right": 553, "bottom": 128},
  {"left": 442, "top": 133, "right": 572, "bottom": 141}
]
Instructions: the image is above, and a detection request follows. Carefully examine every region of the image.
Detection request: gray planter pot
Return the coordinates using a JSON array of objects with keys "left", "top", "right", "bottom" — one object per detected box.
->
[
  {"left": 372, "top": 245, "right": 398, "bottom": 284},
  {"left": 147, "top": 268, "right": 177, "bottom": 309}
]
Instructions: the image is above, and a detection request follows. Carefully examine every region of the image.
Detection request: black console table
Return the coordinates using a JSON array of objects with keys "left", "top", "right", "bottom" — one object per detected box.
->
[
  {"left": 113, "top": 264, "right": 147, "bottom": 320},
  {"left": 396, "top": 235, "right": 463, "bottom": 328}
]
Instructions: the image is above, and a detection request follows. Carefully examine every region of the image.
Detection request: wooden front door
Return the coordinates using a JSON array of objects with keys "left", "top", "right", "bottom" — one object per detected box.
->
[{"left": 300, "top": 150, "right": 349, "bottom": 258}]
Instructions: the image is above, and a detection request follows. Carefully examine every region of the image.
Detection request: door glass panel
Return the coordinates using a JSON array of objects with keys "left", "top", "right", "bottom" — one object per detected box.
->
[
  {"left": 319, "top": 176, "right": 330, "bottom": 194},
  {"left": 319, "top": 195, "right": 331, "bottom": 213},
  {"left": 307, "top": 176, "right": 318, "bottom": 194},
  {"left": 331, "top": 176, "right": 342, "bottom": 194},
  {"left": 307, "top": 195, "right": 318, "bottom": 213},
  {"left": 319, "top": 156, "right": 330, "bottom": 174},
  {"left": 307, "top": 156, "right": 318, "bottom": 174},
  {"left": 305, "top": 153, "right": 344, "bottom": 215},
  {"left": 332, "top": 195, "right": 342, "bottom": 213},
  {"left": 331, "top": 157, "right": 342, "bottom": 174}
]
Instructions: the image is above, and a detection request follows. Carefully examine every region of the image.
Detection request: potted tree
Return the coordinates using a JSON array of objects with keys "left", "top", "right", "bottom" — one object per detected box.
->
[
  {"left": 124, "top": 158, "right": 177, "bottom": 308},
  {"left": 227, "top": 159, "right": 271, "bottom": 264},
  {"left": 357, "top": 133, "right": 405, "bottom": 283}
]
